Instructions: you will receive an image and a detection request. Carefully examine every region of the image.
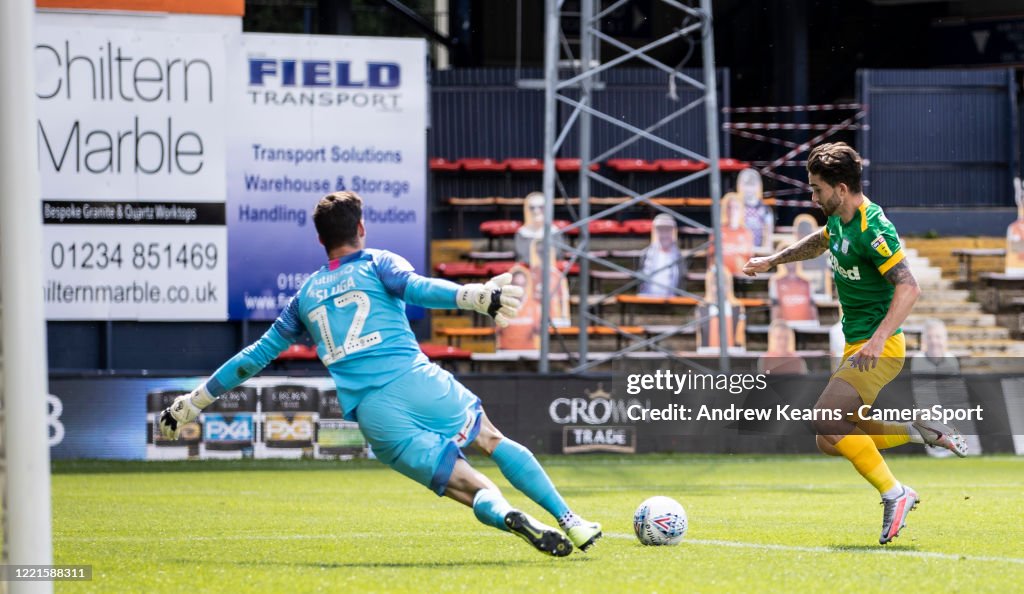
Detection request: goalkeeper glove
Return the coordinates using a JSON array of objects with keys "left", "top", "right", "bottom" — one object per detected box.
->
[
  {"left": 157, "top": 385, "right": 215, "bottom": 440},
  {"left": 455, "top": 272, "right": 524, "bottom": 328}
]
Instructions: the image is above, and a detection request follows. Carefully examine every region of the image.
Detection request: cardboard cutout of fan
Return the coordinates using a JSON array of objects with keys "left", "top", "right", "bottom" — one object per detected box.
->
[
  {"left": 708, "top": 192, "right": 755, "bottom": 277},
  {"left": 639, "top": 213, "right": 687, "bottom": 297},
  {"left": 695, "top": 265, "right": 746, "bottom": 353},
  {"left": 792, "top": 213, "right": 832, "bottom": 297},
  {"left": 737, "top": 168, "right": 774, "bottom": 255}
]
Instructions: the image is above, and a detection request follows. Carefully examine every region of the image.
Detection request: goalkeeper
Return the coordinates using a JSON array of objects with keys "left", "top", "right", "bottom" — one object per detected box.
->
[{"left": 159, "top": 191, "right": 601, "bottom": 557}]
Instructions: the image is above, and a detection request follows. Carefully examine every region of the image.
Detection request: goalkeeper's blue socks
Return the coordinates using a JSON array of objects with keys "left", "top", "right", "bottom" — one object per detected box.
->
[
  {"left": 472, "top": 488, "right": 512, "bottom": 532},
  {"left": 491, "top": 439, "right": 580, "bottom": 529}
]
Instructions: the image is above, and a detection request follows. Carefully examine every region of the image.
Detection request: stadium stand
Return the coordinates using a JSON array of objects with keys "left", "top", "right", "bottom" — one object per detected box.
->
[{"left": 422, "top": 224, "right": 1024, "bottom": 373}]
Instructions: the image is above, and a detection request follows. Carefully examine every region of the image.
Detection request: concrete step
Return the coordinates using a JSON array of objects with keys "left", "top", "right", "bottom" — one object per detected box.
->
[
  {"left": 918, "top": 289, "right": 970, "bottom": 302},
  {"left": 907, "top": 312, "right": 996, "bottom": 326},
  {"left": 948, "top": 338, "right": 1021, "bottom": 349},
  {"left": 928, "top": 255, "right": 1004, "bottom": 270},
  {"left": 913, "top": 301, "right": 981, "bottom": 314},
  {"left": 905, "top": 237, "right": 1005, "bottom": 252},
  {"left": 942, "top": 325, "right": 1010, "bottom": 340},
  {"left": 907, "top": 261, "right": 942, "bottom": 274},
  {"left": 911, "top": 249, "right": 1004, "bottom": 262},
  {"left": 918, "top": 278, "right": 953, "bottom": 291},
  {"left": 911, "top": 268, "right": 944, "bottom": 282}
]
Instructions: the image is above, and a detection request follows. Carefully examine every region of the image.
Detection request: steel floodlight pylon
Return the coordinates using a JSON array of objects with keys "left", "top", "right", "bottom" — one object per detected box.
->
[{"left": 538, "top": 0, "right": 729, "bottom": 373}]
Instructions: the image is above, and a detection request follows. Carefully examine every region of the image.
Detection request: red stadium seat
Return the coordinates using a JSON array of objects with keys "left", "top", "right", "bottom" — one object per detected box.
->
[
  {"left": 460, "top": 158, "right": 508, "bottom": 171},
  {"left": 556, "top": 261, "right": 581, "bottom": 275},
  {"left": 276, "top": 344, "right": 318, "bottom": 361},
  {"left": 555, "top": 158, "right": 600, "bottom": 172},
  {"left": 623, "top": 219, "right": 653, "bottom": 235},
  {"left": 484, "top": 261, "right": 516, "bottom": 276},
  {"left": 719, "top": 158, "right": 750, "bottom": 172},
  {"left": 429, "top": 157, "right": 461, "bottom": 171},
  {"left": 479, "top": 219, "right": 522, "bottom": 237},
  {"left": 654, "top": 158, "right": 707, "bottom": 172},
  {"left": 553, "top": 219, "right": 579, "bottom": 235},
  {"left": 606, "top": 158, "right": 659, "bottom": 172},
  {"left": 419, "top": 342, "right": 472, "bottom": 361},
  {"left": 435, "top": 261, "right": 489, "bottom": 279},
  {"left": 504, "top": 158, "right": 544, "bottom": 172},
  {"left": 588, "top": 219, "right": 626, "bottom": 235}
]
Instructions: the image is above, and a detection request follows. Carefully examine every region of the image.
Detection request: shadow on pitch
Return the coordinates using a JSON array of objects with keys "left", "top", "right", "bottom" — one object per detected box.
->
[
  {"left": 829, "top": 544, "right": 921, "bottom": 553},
  {"left": 175, "top": 557, "right": 595, "bottom": 570}
]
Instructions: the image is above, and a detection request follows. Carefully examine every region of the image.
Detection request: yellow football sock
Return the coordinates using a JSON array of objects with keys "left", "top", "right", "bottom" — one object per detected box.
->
[
  {"left": 833, "top": 432, "right": 898, "bottom": 494},
  {"left": 857, "top": 420, "right": 911, "bottom": 450}
]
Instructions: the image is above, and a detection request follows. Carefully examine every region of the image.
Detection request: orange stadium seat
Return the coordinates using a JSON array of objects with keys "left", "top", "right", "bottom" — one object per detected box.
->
[
  {"left": 438, "top": 327, "right": 496, "bottom": 347},
  {"left": 616, "top": 294, "right": 700, "bottom": 307}
]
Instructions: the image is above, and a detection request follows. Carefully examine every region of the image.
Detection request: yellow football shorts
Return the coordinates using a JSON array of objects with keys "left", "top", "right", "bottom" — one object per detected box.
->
[{"left": 833, "top": 332, "right": 906, "bottom": 405}]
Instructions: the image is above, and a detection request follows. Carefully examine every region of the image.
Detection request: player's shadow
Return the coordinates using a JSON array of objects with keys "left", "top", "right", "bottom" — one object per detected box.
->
[
  {"left": 185, "top": 557, "right": 594, "bottom": 570},
  {"left": 829, "top": 544, "right": 921, "bottom": 553}
]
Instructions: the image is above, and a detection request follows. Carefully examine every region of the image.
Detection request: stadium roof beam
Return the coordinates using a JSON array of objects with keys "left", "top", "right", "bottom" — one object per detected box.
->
[
  {"left": 375, "top": 0, "right": 457, "bottom": 49},
  {"left": 537, "top": 0, "right": 729, "bottom": 373}
]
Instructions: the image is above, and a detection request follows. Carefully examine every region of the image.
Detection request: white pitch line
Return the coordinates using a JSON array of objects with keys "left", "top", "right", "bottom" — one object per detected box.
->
[
  {"left": 605, "top": 533, "right": 1024, "bottom": 565},
  {"left": 58, "top": 532, "right": 1024, "bottom": 565}
]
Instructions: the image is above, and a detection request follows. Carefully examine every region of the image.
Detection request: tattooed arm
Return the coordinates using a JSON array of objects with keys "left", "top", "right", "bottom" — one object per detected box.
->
[
  {"left": 873, "top": 260, "right": 921, "bottom": 341},
  {"left": 742, "top": 228, "right": 828, "bottom": 276},
  {"left": 848, "top": 259, "right": 922, "bottom": 371}
]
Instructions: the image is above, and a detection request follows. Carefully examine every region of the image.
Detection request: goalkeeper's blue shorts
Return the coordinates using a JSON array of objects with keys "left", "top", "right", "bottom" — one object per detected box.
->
[{"left": 354, "top": 360, "right": 482, "bottom": 496}]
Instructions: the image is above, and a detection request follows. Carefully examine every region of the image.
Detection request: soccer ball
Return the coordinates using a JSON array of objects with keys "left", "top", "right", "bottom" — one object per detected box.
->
[{"left": 633, "top": 496, "right": 688, "bottom": 546}]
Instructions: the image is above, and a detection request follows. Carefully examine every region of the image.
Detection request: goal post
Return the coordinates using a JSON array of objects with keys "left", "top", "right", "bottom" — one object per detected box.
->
[{"left": 0, "top": 0, "right": 55, "bottom": 592}]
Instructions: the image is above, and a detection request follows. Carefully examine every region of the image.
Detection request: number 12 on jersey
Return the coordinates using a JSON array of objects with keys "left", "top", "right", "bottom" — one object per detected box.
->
[{"left": 307, "top": 290, "right": 382, "bottom": 364}]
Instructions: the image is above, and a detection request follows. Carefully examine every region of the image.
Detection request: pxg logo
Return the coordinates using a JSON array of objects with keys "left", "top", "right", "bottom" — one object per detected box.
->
[
  {"left": 249, "top": 59, "right": 401, "bottom": 89},
  {"left": 265, "top": 415, "right": 314, "bottom": 441}
]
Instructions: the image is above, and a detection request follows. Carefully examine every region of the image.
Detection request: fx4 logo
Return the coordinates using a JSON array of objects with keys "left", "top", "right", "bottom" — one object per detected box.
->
[{"left": 203, "top": 415, "right": 253, "bottom": 441}]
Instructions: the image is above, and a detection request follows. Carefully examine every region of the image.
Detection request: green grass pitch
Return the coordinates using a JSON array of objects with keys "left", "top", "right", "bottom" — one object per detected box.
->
[{"left": 53, "top": 454, "right": 1024, "bottom": 592}]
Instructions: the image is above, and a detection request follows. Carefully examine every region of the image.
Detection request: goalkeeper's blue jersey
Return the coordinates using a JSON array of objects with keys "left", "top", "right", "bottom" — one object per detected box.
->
[{"left": 206, "top": 248, "right": 460, "bottom": 421}]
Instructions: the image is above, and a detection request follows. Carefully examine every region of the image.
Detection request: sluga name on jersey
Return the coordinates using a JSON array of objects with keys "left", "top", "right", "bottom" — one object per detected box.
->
[
  {"left": 309, "top": 275, "right": 356, "bottom": 301},
  {"left": 828, "top": 251, "right": 861, "bottom": 281}
]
